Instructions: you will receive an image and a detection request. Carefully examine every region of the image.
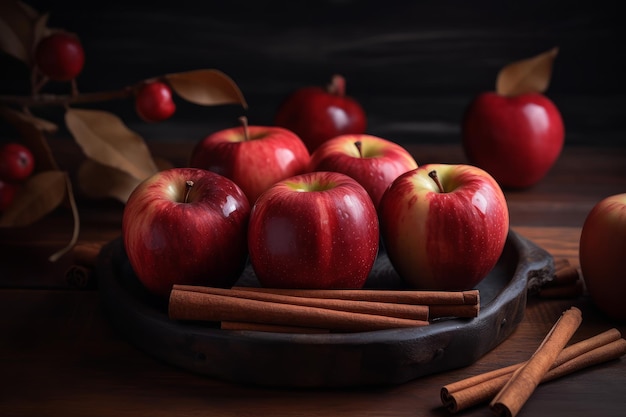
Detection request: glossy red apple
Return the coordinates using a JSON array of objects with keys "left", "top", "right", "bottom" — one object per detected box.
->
[
  {"left": 274, "top": 74, "right": 367, "bottom": 153},
  {"left": 189, "top": 117, "right": 310, "bottom": 204},
  {"left": 122, "top": 167, "right": 251, "bottom": 298},
  {"left": 248, "top": 171, "right": 379, "bottom": 289},
  {"left": 462, "top": 92, "right": 564, "bottom": 188},
  {"left": 579, "top": 193, "right": 626, "bottom": 321},
  {"left": 0, "top": 142, "right": 35, "bottom": 182},
  {"left": 135, "top": 81, "right": 176, "bottom": 122},
  {"left": 309, "top": 134, "right": 418, "bottom": 208},
  {"left": 379, "top": 164, "right": 509, "bottom": 290}
]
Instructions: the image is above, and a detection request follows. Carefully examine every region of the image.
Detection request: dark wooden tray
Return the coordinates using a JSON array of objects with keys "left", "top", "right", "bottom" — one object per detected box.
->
[{"left": 95, "top": 230, "right": 554, "bottom": 388}]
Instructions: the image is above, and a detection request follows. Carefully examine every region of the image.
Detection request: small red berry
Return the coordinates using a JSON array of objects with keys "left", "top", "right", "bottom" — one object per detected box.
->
[
  {"left": 135, "top": 81, "right": 176, "bottom": 122},
  {"left": 0, "top": 179, "right": 18, "bottom": 212},
  {"left": 35, "top": 32, "right": 85, "bottom": 81},
  {"left": 0, "top": 143, "right": 35, "bottom": 182}
]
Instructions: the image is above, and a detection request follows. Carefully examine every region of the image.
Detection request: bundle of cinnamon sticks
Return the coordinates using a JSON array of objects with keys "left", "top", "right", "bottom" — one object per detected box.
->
[
  {"left": 440, "top": 307, "right": 626, "bottom": 416},
  {"left": 168, "top": 285, "right": 480, "bottom": 333},
  {"left": 536, "top": 258, "right": 584, "bottom": 299}
]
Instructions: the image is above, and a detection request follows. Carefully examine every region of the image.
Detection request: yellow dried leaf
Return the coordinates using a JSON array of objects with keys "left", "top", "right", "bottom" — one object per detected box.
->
[
  {"left": 65, "top": 108, "right": 158, "bottom": 181},
  {"left": 0, "top": 106, "right": 58, "bottom": 132},
  {"left": 0, "top": 0, "right": 39, "bottom": 64},
  {"left": 166, "top": 69, "right": 248, "bottom": 108},
  {"left": 0, "top": 106, "right": 59, "bottom": 171},
  {"left": 0, "top": 170, "right": 66, "bottom": 227},
  {"left": 16, "top": 1, "right": 40, "bottom": 19},
  {"left": 77, "top": 159, "right": 139, "bottom": 204},
  {"left": 0, "top": 19, "right": 28, "bottom": 63},
  {"left": 496, "top": 47, "right": 559, "bottom": 97},
  {"left": 32, "top": 13, "right": 52, "bottom": 50},
  {"left": 78, "top": 157, "right": 175, "bottom": 203}
]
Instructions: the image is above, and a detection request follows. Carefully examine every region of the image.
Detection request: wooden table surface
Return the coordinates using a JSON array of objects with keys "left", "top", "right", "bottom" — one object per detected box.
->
[{"left": 1, "top": 140, "right": 625, "bottom": 417}]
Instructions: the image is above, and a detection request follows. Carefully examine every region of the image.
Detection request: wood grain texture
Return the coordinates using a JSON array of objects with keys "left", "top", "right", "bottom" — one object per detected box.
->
[
  {"left": 0, "top": 288, "right": 624, "bottom": 416},
  {"left": 1, "top": 1, "right": 624, "bottom": 145},
  {"left": 0, "top": 139, "right": 625, "bottom": 415}
]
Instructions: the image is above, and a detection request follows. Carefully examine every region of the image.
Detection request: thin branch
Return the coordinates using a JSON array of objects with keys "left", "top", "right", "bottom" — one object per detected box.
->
[{"left": 0, "top": 87, "right": 134, "bottom": 108}]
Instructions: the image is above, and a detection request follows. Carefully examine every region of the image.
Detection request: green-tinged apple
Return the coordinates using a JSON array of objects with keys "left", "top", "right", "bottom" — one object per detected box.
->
[
  {"left": 579, "top": 193, "right": 626, "bottom": 321},
  {"left": 122, "top": 168, "right": 251, "bottom": 298},
  {"left": 189, "top": 117, "right": 310, "bottom": 204},
  {"left": 462, "top": 92, "right": 564, "bottom": 188},
  {"left": 309, "top": 134, "right": 418, "bottom": 208},
  {"left": 248, "top": 171, "right": 379, "bottom": 289},
  {"left": 379, "top": 164, "right": 509, "bottom": 290}
]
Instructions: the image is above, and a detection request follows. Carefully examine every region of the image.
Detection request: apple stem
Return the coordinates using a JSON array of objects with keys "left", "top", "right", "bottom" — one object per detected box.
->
[
  {"left": 354, "top": 141, "right": 363, "bottom": 158},
  {"left": 238, "top": 115, "right": 249, "bottom": 141},
  {"left": 327, "top": 74, "right": 346, "bottom": 97},
  {"left": 184, "top": 180, "right": 194, "bottom": 203},
  {"left": 428, "top": 170, "right": 445, "bottom": 193}
]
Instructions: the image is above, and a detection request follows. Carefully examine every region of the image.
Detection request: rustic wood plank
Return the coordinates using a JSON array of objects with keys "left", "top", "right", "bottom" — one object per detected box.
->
[{"left": 1, "top": 286, "right": 624, "bottom": 417}]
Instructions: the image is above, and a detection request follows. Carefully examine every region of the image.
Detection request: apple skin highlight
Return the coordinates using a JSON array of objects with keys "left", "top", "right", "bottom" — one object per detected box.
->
[
  {"left": 190, "top": 124, "right": 310, "bottom": 204},
  {"left": 248, "top": 171, "right": 379, "bottom": 289},
  {"left": 462, "top": 91, "right": 564, "bottom": 189},
  {"left": 379, "top": 164, "right": 509, "bottom": 291},
  {"left": 122, "top": 168, "right": 251, "bottom": 298}
]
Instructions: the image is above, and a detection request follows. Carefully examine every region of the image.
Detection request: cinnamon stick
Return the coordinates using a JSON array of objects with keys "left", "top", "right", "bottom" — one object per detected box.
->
[
  {"left": 430, "top": 304, "right": 479, "bottom": 319},
  {"left": 174, "top": 285, "right": 429, "bottom": 320},
  {"left": 63, "top": 241, "right": 105, "bottom": 289},
  {"left": 231, "top": 286, "right": 479, "bottom": 306},
  {"left": 72, "top": 241, "right": 105, "bottom": 267},
  {"left": 552, "top": 257, "right": 571, "bottom": 272},
  {"left": 441, "top": 328, "right": 625, "bottom": 413},
  {"left": 168, "top": 287, "right": 429, "bottom": 333},
  {"left": 537, "top": 261, "right": 583, "bottom": 299},
  {"left": 489, "top": 306, "right": 583, "bottom": 417},
  {"left": 220, "top": 321, "right": 330, "bottom": 334},
  {"left": 550, "top": 265, "right": 581, "bottom": 287},
  {"left": 64, "top": 265, "right": 92, "bottom": 288},
  {"left": 538, "top": 280, "right": 583, "bottom": 299}
]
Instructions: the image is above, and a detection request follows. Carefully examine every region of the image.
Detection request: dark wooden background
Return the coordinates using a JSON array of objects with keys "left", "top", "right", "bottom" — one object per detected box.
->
[{"left": 2, "top": 0, "right": 625, "bottom": 148}]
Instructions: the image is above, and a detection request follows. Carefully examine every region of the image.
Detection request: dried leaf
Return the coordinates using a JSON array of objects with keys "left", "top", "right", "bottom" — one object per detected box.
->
[
  {"left": 496, "top": 47, "right": 559, "bottom": 97},
  {"left": 77, "top": 159, "right": 141, "bottom": 203},
  {"left": 0, "top": 106, "right": 59, "bottom": 171},
  {"left": 0, "top": 17, "right": 29, "bottom": 63},
  {"left": 32, "top": 12, "right": 52, "bottom": 51},
  {"left": 0, "top": 0, "right": 39, "bottom": 64},
  {"left": 77, "top": 157, "right": 174, "bottom": 203},
  {"left": 65, "top": 108, "right": 158, "bottom": 181},
  {"left": 0, "top": 170, "right": 66, "bottom": 227},
  {"left": 0, "top": 105, "right": 58, "bottom": 132},
  {"left": 166, "top": 69, "right": 248, "bottom": 108}
]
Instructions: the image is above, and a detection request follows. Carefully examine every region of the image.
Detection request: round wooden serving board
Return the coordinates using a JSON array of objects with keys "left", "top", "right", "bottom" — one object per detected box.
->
[{"left": 95, "top": 230, "right": 554, "bottom": 388}]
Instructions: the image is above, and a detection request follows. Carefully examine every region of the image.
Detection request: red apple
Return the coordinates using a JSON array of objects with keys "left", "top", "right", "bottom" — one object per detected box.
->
[
  {"left": 579, "top": 193, "right": 626, "bottom": 321},
  {"left": 122, "top": 167, "right": 251, "bottom": 298},
  {"left": 189, "top": 117, "right": 310, "bottom": 204},
  {"left": 378, "top": 164, "right": 509, "bottom": 290},
  {"left": 274, "top": 74, "right": 367, "bottom": 153},
  {"left": 309, "top": 134, "right": 418, "bottom": 208},
  {"left": 0, "top": 142, "right": 35, "bottom": 182},
  {"left": 248, "top": 171, "right": 379, "bottom": 289},
  {"left": 462, "top": 92, "right": 564, "bottom": 188}
]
